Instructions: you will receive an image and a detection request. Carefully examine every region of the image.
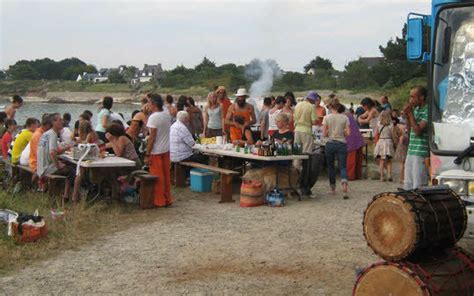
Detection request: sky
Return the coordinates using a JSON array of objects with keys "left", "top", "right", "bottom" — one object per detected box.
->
[{"left": 0, "top": 0, "right": 431, "bottom": 72}]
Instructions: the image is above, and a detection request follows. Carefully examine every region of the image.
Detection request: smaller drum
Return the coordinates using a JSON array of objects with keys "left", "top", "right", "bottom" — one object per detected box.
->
[
  {"left": 363, "top": 187, "right": 467, "bottom": 261},
  {"left": 240, "top": 180, "right": 264, "bottom": 207},
  {"left": 353, "top": 248, "right": 474, "bottom": 296}
]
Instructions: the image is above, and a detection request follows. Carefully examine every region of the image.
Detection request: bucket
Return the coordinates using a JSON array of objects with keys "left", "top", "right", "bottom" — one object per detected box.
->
[{"left": 240, "top": 180, "right": 264, "bottom": 207}]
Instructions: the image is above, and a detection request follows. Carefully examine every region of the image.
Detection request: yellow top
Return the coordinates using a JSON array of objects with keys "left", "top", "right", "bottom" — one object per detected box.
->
[
  {"left": 11, "top": 129, "right": 32, "bottom": 164},
  {"left": 294, "top": 101, "right": 317, "bottom": 135}
]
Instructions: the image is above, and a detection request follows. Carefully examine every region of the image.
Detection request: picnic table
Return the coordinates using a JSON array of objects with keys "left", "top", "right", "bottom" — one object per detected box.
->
[
  {"left": 60, "top": 154, "right": 136, "bottom": 168},
  {"left": 194, "top": 145, "right": 309, "bottom": 162},
  {"left": 60, "top": 153, "right": 137, "bottom": 200},
  {"left": 192, "top": 145, "right": 309, "bottom": 200}
]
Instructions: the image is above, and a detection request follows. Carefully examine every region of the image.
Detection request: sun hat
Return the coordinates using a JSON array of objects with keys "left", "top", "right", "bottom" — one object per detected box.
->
[
  {"left": 235, "top": 88, "right": 248, "bottom": 97},
  {"left": 306, "top": 91, "right": 320, "bottom": 102}
]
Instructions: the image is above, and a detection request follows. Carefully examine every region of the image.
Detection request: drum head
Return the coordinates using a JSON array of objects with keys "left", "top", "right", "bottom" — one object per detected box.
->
[
  {"left": 364, "top": 194, "right": 417, "bottom": 261},
  {"left": 354, "top": 264, "right": 427, "bottom": 296}
]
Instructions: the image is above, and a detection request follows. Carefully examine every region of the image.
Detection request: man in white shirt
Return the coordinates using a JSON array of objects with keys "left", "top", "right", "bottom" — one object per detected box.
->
[
  {"left": 145, "top": 94, "right": 173, "bottom": 207},
  {"left": 170, "top": 111, "right": 207, "bottom": 163}
]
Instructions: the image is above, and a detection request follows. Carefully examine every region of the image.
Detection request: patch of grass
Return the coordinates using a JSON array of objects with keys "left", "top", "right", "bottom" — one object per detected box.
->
[{"left": 0, "top": 190, "right": 138, "bottom": 275}]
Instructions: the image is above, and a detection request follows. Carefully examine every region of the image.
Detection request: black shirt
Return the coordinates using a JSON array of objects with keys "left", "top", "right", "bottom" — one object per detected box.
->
[{"left": 273, "top": 130, "right": 294, "bottom": 143}]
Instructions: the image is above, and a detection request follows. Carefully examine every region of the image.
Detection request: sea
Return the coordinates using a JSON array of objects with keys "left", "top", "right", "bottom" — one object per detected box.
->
[{"left": 7, "top": 102, "right": 142, "bottom": 127}]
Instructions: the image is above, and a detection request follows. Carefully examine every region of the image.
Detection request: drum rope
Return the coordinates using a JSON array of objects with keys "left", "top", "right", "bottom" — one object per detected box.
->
[
  {"left": 402, "top": 189, "right": 442, "bottom": 243},
  {"left": 418, "top": 249, "right": 471, "bottom": 294},
  {"left": 439, "top": 200, "right": 458, "bottom": 244}
]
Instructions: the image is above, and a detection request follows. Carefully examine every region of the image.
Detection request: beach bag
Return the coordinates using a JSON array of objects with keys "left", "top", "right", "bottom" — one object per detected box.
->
[{"left": 12, "top": 212, "right": 47, "bottom": 243}]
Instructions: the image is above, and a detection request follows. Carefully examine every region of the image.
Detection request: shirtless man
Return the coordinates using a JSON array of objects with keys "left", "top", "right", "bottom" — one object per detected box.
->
[
  {"left": 5, "top": 95, "right": 24, "bottom": 119},
  {"left": 225, "top": 88, "right": 256, "bottom": 143}
]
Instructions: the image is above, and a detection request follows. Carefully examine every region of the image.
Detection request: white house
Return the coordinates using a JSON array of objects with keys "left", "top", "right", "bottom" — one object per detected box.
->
[
  {"left": 306, "top": 68, "right": 316, "bottom": 76},
  {"left": 131, "top": 64, "right": 163, "bottom": 85}
]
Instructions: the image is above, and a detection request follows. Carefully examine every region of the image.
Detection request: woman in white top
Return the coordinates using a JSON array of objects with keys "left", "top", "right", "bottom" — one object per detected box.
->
[
  {"left": 95, "top": 96, "right": 113, "bottom": 142},
  {"left": 203, "top": 92, "right": 224, "bottom": 138},
  {"left": 323, "top": 96, "right": 351, "bottom": 198},
  {"left": 268, "top": 96, "right": 286, "bottom": 136}
]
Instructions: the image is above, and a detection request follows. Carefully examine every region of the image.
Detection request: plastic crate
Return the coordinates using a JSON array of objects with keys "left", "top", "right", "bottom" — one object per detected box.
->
[{"left": 190, "top": 168, "right": 215, "bottom": 192}]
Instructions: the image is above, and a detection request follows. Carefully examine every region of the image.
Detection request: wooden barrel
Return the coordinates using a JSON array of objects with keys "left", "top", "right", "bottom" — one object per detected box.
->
[
  {"left": 363, "top": 187, "right": 467, "bottom": 261},
  {"left": 240, "top": 180, "right": 264, "bottom": 207},
  {"left": 353, "top": 248, "right": 474, "bottom": 296}
]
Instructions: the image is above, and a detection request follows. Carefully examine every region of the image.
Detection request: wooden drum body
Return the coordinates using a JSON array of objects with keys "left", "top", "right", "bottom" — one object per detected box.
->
[
  {"left": 363, "top": 188, "right": 467, "bottom": 261},
  {"left": 353, "top": 248, "right": 474, "bottom": 296}
]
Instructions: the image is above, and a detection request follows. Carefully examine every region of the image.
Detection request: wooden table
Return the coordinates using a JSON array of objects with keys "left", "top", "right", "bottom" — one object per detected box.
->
[
  {"left": 60, "top": 154, "right": 136, "bottom": 200},
  {"left": 194, "top": 145, "right": 309, "bottom": 199}
]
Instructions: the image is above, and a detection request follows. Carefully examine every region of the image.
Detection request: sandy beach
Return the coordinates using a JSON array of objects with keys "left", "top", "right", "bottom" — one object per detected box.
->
[{"left": 1, "top": 169, "right": 472, "bottom": 295}]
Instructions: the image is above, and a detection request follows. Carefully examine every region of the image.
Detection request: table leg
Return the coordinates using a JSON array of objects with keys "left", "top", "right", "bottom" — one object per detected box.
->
[
  {"left": 365, "top": 143, "right": 369, "bottom": 179},
  {"left": 219, "top": 174, "right": 234, "bottom": 203},
  {"left": 175, "top": 163, "right": 186, "bottom": 188}
]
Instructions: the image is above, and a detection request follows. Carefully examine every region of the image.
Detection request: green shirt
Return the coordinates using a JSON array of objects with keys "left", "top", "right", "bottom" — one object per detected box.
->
[{"left": 407, "top": 105, "right": 429, "bottom": 157}]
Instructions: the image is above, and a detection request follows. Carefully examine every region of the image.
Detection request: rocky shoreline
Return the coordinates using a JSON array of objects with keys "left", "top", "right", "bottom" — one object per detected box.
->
[
  {"left": 0, "top": 91, "right": 208, "bottom": 105},
  {"left": 0, "top": 91, "right": 144, "bottom": 104}
]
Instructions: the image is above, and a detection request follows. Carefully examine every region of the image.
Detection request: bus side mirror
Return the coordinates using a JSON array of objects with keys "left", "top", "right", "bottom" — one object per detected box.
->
[{"left": 407, "top": 17, "right": 424, "bottom": 62}]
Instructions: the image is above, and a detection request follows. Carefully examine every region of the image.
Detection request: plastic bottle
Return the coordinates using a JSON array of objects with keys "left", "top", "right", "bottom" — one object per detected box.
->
[{"left": 244, "top": 143, "right": 249, "bottom": 154}]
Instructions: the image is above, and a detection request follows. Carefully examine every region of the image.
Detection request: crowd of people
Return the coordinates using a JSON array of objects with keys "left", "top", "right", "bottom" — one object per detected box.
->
[{"left": 0, "top": 84, "right": 429, "bottom": 206}]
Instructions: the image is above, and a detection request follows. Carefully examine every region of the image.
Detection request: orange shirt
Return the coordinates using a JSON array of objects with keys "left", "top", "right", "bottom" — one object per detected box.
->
[
  {"left": 29, "top": 127, "right": 45, "bottom": 172},
  {"left": 220, "top": 98, "right": 232, "bottom": 131},
  {"left": 315, "top": 106, "right": 326, "bottom": 126}
]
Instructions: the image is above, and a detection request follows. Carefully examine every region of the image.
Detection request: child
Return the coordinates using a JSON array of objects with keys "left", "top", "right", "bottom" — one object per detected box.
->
[
  {"left": 231, "top": 116, "right": 254, "bottom": 147},
  {"left": 373, "top": 110, "right": 395, "bottom": 181},
  {"left": 0, "top": 112, "right": 7, "bottom": 138},
  {"left": 77, "top": 120, "right": 99, "bottom": 144},
  {"left": 1, "top": 119, "right": 17, "bottom": 159},
  {"left": 10, "top": 118, "right": 39, "bottom": 164},
  {"left": 393, "top": 118, "right": 409, "bottom": 184}
]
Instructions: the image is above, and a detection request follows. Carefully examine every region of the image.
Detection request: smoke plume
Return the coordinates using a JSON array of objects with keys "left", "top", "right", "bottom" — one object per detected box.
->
[{"left": 245, "top": 59, "right": 282, "bottom": 98}]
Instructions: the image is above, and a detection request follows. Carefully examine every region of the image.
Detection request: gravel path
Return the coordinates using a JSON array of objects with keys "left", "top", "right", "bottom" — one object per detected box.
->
[{"left": 1, "top": 175, "right": 472, "bottom": 295}]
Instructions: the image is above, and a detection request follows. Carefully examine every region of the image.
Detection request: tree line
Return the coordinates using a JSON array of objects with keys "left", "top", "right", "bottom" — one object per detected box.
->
[{"left": 0, "top": 26, "right": 425, "bottom": 91}]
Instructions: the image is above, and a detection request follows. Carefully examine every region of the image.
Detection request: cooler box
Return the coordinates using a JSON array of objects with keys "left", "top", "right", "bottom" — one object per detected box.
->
[{"left": 190, "top": 168, "right": 215, "bottom": 192}]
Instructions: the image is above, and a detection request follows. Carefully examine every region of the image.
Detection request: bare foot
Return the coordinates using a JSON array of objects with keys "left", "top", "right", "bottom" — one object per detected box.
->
[{"left": 342, "top": 183, "right": 349, "bottom": 199}]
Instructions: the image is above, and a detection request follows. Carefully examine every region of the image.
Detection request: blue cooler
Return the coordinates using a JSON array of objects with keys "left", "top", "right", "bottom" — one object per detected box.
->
[{"left": 190, "top": 168, "right": 215, "bottom": 192}]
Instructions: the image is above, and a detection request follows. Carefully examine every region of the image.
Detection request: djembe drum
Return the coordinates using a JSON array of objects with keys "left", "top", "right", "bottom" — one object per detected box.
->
[
  {"left": 363, "top": 187, "right": 467, "bottom": 261},
  {"left": 353, "top": 248, "right": 474, "bottom": 296}
]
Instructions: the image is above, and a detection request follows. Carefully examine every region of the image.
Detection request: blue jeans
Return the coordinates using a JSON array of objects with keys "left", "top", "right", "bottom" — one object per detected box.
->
[{"left": 325, "top": 141, "right": 348, "bottom": 187}]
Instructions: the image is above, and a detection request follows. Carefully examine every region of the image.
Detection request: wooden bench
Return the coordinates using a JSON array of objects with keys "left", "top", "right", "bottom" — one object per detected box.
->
[
  {"left": 1, "top": 158, "right": 67, "bottom": 201},
  {"left": 16, "top": 164, "right": 66, "bottom": 201},
  {"left": 174, "top": 161, "right": 239, "bottom": 203}
]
